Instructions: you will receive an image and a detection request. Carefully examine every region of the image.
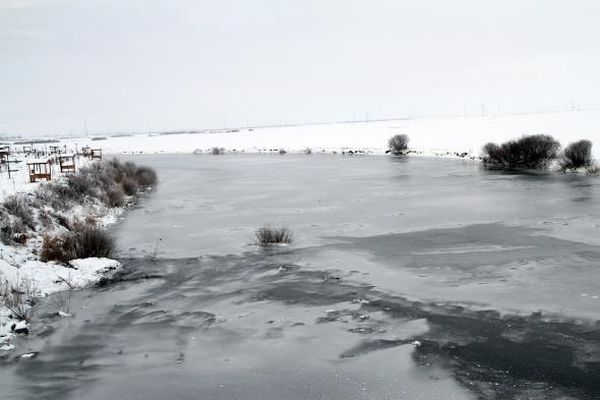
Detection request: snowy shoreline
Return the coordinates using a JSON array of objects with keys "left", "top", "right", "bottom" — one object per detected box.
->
[
  {"left": 0, "top": 158, "right": 156, "bottom": 349},
  {"left": 26, "top": 109, "right": 600, "bottom": 159}
]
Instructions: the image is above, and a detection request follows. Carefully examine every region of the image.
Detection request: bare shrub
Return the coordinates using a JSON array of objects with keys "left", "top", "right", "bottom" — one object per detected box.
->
[
  {"left": 65, "top": 171, "right": 97, "bottom": 200},
  {"left": 105, "top": 186, "right": 125, "bottom": 207},
  {"left": 254, "top": 226, "right": 293, "bottom": 246},
  {"left": 304, "top": 147, "right": 312, "bottom": 155},
  {"left": 39, "top": 183, "right": 75, "bottom": 210},
  {"left": 1, "top": 159, "right": 157, "bottom": 259},
  {"left": 53, "top": 160, "right": 125, "bottom": 207},
  {"left": 3, "top": 195, "right": 35, "bottom": 229},
  {"left": 482, "top": 142, "right": 503, "bottom": 164},
  {"left": 89, "top": 163, "right": 119, "bottom": 194},
  {"left": 40, "top": 235, "right": 70, "bottom": 263},
  {"left": 121, "top": 176, "right": 139, "bottom": 196},
  {"left": 42, "top": 169, "right": 101, "bottom": 209},
  {"left": 0, "top": 215, "right": 27, "bottom": 245},
  {"left": 586, "top": 163, "right": 600, "bottom": 176},
  {"left": 559, "top": 140, "right": 593, "bottom": 171},
  {"left": 482, "top": 134, "right": 560, "bottom": 169},
  {"left": 40, "top": 227, "right": 115, "bottom": 264},
  {"left": 388, "top": 134, "right": 409, "bottom": 155},
  {"left": 53, "top": 212, "right": 71, "bottom": 229},
  {"left": 211, "top": 147, "right": 225, "bottom": 155},
  {"left": 71, "top": 227, "right": 115, "bottom": 259},
  {"left": 0, "top": 218, "right": 14, "bottom": 245},
  {"left": 135, "top": 166, "right": 158, "bottom": 188},
  {"left": 121, "top": 161, "right": 139, "bottom": 179},
  {"left": 0, "top": 278, "right": 36, "bottom": 321},
  {"left": 518, "top": 135, "right": 561, "bottom": 167},
  {"left": 37, "top": 207, "right": 51, "bottom": 226}
]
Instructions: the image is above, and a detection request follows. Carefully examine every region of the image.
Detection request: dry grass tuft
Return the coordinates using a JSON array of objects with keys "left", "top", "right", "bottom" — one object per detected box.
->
[
  {"left": 254, "top": 226, "right": 293, "bottom": 246},
  {"left": 40, "top": 227, "right": 116, "bottom": 264}
]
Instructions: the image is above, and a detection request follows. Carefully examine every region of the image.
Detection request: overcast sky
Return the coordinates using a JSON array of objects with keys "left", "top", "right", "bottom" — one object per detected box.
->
[{"left": 1, "top": 0, "right": 599, "bottom": 135}]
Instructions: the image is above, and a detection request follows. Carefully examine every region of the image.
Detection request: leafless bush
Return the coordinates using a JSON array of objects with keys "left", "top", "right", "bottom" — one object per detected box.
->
[
  {"left": 3, "top": 195, "right": 35, "bottom": 229},
  {"left": 116, "top": 160, "right": 139, "bottom": 179},
  {"left": 36, "top": 183, "right": 73, "bottom": 210},
  {"left": 53, "top": 212, "right": 71, "bottom": 229},
  {"left": 73, "top": 227, "right": 115, "bottom": 259},
  {"left": 586, "top": 163, "right": 600, "bottom": 176},
  {"left": 482, "top": 134, "right": 561, "bottom": 169},
  {"left": 0, "top": 212, "right": 16, "bottom": 244},
  {"left": 0, "top": 222, "right": 12, "bottom": 245},
  {"left": 41, "top": 227, "right": 115, "bottom": 264},
  {"left": 1, "top": 159, "right": 156, "bottom": 260},
  {"left": 559, "top": 140, "right": 593, "bottom": 171},
  {"left": 121, "top": 176, "right": 139, "bottom": 196},
  {"left": 482, "top": 142, "right": 502, "bottom": 163},
  {"left": 40, "top": 235, "right": 68, "bottom": 263},
  {"left": 304, "top": 147, "right": 313, "bottom": 155},
  {"left": 0, "top": 278, "right": 36, "bottom": 321},
  {"left": 45, "top": 159, "right": 157, "bottom": 209},
  {"left": 0, "top": 216, "right": 27, "bottom": 245},
  {"left": 37, "top": 208, "right": 53, "bottom": 227},
  {"left": 388, "top": 134, "right": 409, "bottom": 155},
  {"left": 211, "top": 147, "right": 226, "bottom": 155},
  {"left": 135, "top": 166, "right": 158, "bottom": 188},
  {"left": 66, "top": 170, "right": 98, "bottom": 200},
  {"left": 107, "top": 159, "right": 157, "bottom": 191},
  {"left": 254, "top": 226, "right": 293, "bottom": 245},
  {"left": 105, "top": 186, "right": 125, "bottom": 207}
]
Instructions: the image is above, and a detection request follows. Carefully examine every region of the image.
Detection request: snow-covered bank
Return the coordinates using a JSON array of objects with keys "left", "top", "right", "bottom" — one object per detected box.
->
[
  {"left": 0, "top": 257, "right": 121, "bottom": 339},
  {"left": 0, "top": 158, "right": 157, "bottom": 348},
  {"left": 46, "top": 109, "right": 600, "bottom": 158},
  {"left": 0, "top": 243, "right": 122, "bottom": 347}
]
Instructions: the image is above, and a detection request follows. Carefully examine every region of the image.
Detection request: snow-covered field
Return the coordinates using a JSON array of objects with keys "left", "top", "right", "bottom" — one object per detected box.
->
[
  {"left": 0, "top": 154, "right": 91, "bottom": 202},
  {"left": 46, "top": 109, "right": 600, "bottom": 158}
]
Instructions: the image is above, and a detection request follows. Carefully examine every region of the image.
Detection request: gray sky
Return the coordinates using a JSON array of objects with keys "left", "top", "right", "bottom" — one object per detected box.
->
[{"left": 1, "top": 0, "right": 600, "bottom": 135}]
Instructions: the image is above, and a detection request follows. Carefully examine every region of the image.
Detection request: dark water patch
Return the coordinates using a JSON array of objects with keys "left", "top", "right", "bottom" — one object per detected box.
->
[
  {"left": 340, "top": 338, "right": 411, "bottom": 358},
  {"left": 119, "top": 254, "right": 600, "bottom": 399},
  {"left": 408, "top": 307, "right": 600, "bottom": 398}
]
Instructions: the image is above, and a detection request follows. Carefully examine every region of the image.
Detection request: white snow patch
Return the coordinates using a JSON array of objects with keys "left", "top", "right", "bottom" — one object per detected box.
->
[
  {"left": 45, "top": 109, "right": 600, "bottom": 159},
  {"left": 12, "top": 320, "right": 28, "bottom": 331},
  {"left": 1, "top": 258, "right": 120, "bottom": 297}
]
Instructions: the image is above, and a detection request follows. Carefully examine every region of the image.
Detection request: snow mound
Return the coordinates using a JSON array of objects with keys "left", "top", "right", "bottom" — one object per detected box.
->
[{"left": 1, "top": 258, "right": 121, "bottom": 296}]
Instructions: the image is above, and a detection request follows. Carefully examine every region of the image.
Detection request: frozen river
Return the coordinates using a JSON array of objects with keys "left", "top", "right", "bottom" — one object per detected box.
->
[{"left": 2, "top": 154, "right": 600, "bottom": 399}]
